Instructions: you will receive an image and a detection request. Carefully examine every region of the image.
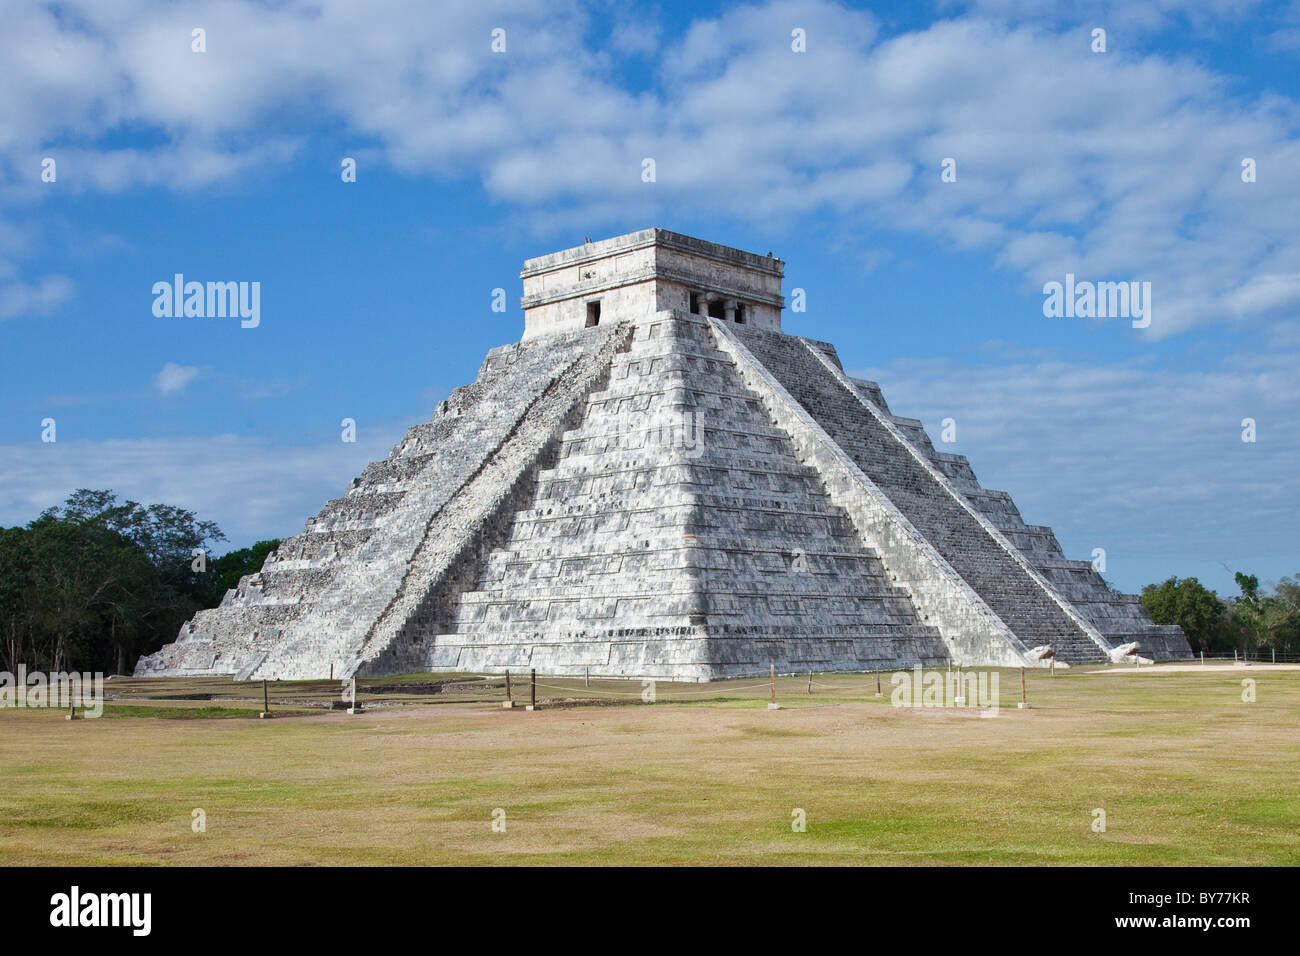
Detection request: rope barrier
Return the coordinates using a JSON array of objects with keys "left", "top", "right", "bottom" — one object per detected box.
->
[
  {"left": 124, "top": 663, "right": 1209, "bottom": 710},
  {"left": 529, "top": 678, "right": 777, "bottom": 699}
]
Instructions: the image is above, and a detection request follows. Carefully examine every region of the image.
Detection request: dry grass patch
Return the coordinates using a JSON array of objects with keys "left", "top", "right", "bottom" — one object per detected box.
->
[{"left": 1, "top": 666, "right": 1296, "bottom": 865}]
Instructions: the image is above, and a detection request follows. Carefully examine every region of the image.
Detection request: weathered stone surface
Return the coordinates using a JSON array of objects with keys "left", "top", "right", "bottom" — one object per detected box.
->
[
  {"left": 136, "top": 324, "right": 632, "bottom": 680},
  {"left": 136, "top": 229, "right": 1191, "bottom": 681},
  {"left": 424, "top": 311, "right": 950, "bottom": 678}
]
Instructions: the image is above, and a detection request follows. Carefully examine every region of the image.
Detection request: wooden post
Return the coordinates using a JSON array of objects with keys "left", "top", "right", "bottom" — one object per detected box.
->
[
  {"left": 506, "top": 670, "right": 512, "bottom": 702},
  {"left": 1019, "top": 667, "right": 1029, "bottom": 709},
  {"left": 807, "top": 671, "right": 812, "bottom": 695},
  {"left": 770, "top": 664, "right": 776, "bottom": 703},
  {"left": 875, "top": 669, "right": 882, "bottom": 697},
  {"left": 585, "top": 666, "right": 589, "bottom": 688},
  {"left": 329, "top": 662, "right": 333, "bottom": 680},
  {"left": 530, "top": 668, "right": 536, "bottom": 710},
  {"left": 260, "top": 678, "right": 271, "bottom": 718}
]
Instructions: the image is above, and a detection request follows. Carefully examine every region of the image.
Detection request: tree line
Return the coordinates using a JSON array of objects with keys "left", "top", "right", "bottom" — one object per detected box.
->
[
  {"left": 0, "top": 490, "right": 278, "bottom": 675},
  {"left": 1140, "top": 572, "right": 1300, "bottom": 658}
]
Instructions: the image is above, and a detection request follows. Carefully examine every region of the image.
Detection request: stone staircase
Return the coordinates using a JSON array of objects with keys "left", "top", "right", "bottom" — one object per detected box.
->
[
  {"left": 841, "top": 378, "right": 1191, "bottom": 661},
  {"left": 135, "top": 324, "right": 630, "bottom": 679},
  {"left": 729, "top": 325, "right": 1109, "bottom": 665},
  {"left": 428, "top": 312, "right": 949, "bottom": 678}
]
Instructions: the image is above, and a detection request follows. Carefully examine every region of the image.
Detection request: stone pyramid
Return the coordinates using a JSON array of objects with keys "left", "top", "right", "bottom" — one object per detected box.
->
[{"left": 137, "top": 229, "right": 1191, "bottom": 681}]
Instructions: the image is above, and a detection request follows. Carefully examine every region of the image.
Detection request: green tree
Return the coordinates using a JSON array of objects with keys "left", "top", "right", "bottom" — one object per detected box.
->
[
  {"left": 1275, "top": 574, "right": 1300, "bottom": 610},
  {"left": 0, "top": 526, "right": 33, "bottom": 671},
  {"left": 39, "top": 490, "right": 225, "bottom": 600},
  {"left": 1140, "top": 576, "right": 1227, "bottom": 654},
  {"left": 1227, "top": 572, "right": 1265, "bottom": 654},
  {"left": 0, "top": 489, "right": 228, "bottom": 673},
  {"left": 17, "top": 516, "right": 153, "bottom": 672},
  {"left": 208, "top": 539, "right": 281, "bottom": 607},
  {"left": 1254, "top": 574, "right": 1300, "bottom": 658}
]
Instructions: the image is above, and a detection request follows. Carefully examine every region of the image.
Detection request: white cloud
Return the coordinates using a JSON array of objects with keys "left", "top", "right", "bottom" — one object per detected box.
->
[
  {"left": 0, "top": 218, "right": 77, "bottom": 322},
  {"left": 1224, "top": 272, "right": 1300, "bottom": 318},
  {"left": 0, "top": 430, "right": 403, "bottom": 548},
  {"left": 2, "top": 0, "right": 1292, "bottom": 596},
  {"left": 848, "top": 340, "right": 1300, "bottom": 570},
  {"left": 954, "top": 0, "right": 1266, "bottom": 33},
  {"left": 153, "top": 362, "right": 199, "bottom": 395},
  {"left": 3, "top": 0, "right": 1297, "bottom": 339},
  {"left": 0, "top": 274, "right": 75, "bottom": 321}
]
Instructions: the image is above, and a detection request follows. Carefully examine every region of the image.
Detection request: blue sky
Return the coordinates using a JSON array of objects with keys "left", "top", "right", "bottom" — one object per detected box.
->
[{"left": 2, "top": 0, "right": 1298, "bottom": 597}]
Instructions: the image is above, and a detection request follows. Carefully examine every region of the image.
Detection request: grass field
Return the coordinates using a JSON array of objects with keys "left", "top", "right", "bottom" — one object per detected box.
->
[{"left": 1, "top": 665, "right": 1297, "bottom": 865}]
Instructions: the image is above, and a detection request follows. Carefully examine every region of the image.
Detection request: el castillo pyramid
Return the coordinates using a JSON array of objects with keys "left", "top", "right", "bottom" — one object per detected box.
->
[{"left": 137, "top": 229, "right": 1191, "bottom": 681}]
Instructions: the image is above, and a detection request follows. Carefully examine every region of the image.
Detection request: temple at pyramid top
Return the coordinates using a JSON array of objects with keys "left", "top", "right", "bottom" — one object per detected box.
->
[
  {"left": 138, "top": 227, "right": 1191, "bottom": 682},
  {"left": 521, "top": 228, "right": 785, "bottom": 339}
]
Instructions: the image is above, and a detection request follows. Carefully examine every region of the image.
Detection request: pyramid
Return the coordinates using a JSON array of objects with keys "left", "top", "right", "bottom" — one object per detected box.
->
[{"left": 136, "top": 229, "right": 1191, "bottom": 681}]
